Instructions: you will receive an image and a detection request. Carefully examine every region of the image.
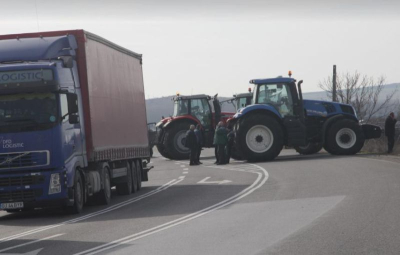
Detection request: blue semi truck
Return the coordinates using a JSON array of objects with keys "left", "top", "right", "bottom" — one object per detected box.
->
[
  {"left": 0, "top": 30, "right": 150, "bottom": 213},
  {"left": 230, "top": 74, "right": 382, "bottom": 161}
]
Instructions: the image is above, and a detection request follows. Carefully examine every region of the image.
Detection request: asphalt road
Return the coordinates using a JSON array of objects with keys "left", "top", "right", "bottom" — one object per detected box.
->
[{"left": 0, "top": 149, "right": 400, "bottom": 255}]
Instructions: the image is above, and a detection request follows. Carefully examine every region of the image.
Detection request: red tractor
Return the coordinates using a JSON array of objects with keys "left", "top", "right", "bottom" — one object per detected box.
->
[{"left": 156, "top": 94, "right": 234, "bottom": 160}]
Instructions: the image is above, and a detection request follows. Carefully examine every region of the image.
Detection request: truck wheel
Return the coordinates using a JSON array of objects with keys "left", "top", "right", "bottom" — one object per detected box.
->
[
  {"left": 163, "top": 122, "right": 191, "bottom": 160},
  {"left": 237, "top": 114, "right": 283, "bottom": 162},
  {"left": 116, "top": 162, "right": 133, "bottom": 195},
  {"left": 136, "top": 160, "right": 142, "bottom": 190},
  {"left": 131, "top": 161, "right": 138, "bottom": 193},
  {"left": 294, "top": 142, "right": 323, "bottom": 155},
  {"left": 156, "top": 144, "right": 171, "bottom": 159},
  {"left": 70, "top": 172, "right": 84, "bottom": 214},
  {"left": 325, "top": 119, "right": 365, "bottom": 155},
  {"left": 96, "top": 168, "right": 111, "bottom": 205}
]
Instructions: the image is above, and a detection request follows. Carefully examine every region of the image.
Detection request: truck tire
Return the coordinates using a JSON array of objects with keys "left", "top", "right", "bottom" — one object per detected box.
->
[
  {"left": 294, "top": 142, "right": 323, "bottom": 155},
  {"left": 163, "top": 122, "right": 191, "bottom": 160},
  {"left": 325, "top": 119, "right": 365, "bottom": 155},
  {"left": 136, "top": 160, "right": 142, "bottom": 190},
  {"left": 131, "top": 161, "right": 138, "bottom": 193},
  {"left": 95, "top": 168, "right": 111, "bottom": 205},
  {"left": 69, "top": 171, "right": 84, "bottom": 214},
  {"left": 237, "top": 114, "right": 283, "bottom": 162},
  {"left": 116, "top": 162, "right": 133, "bottom": 195}
]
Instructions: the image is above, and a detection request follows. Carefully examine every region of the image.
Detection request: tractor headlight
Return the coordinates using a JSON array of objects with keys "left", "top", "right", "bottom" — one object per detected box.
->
[{"left": 49, "top": 173, "right": 61, "bottom": 194}]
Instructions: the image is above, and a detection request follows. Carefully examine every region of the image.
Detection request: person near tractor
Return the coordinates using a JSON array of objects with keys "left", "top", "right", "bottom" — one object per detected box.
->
[
  {"left": 226, "top": 128, "right": 235, "bottom": 163},
  {"left": 385, "top": 112, "right": 397, "bottom": 153},
  {"left": 185, "top": 124, "right": 198, "bottom": 165},
  {"left": 213, "top": 122, "right": 220, "bottom": 164},
  {"left": 215, "top": 121, "right": 228, "bottom": 165},
  {"left": 194, "top": 124, "right": 203, "bottom": 164}
]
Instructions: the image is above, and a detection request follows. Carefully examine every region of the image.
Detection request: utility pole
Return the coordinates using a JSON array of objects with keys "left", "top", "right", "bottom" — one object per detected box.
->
[{"left": 332, "top": 65, "right": 337, "bottom": 102}]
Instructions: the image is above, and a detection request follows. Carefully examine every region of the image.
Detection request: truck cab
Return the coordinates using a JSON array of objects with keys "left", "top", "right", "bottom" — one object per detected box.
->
[{"left": 0, "top": 36, "right": 83, "bottom": 211}]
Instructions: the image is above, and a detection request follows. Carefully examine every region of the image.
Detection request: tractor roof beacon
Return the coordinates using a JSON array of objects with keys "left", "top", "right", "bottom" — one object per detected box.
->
[{"left": 231, "top": 74, "right": 382, "bottom": 162}]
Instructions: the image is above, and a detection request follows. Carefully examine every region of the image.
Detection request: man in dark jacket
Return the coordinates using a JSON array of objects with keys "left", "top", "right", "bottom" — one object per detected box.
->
[
  {"left": 215, "top": 121, "right": 228, "bottom": 165},
  {"left": 385, "top": 112, "right": 397, "bottom": 153},
  {"left": 194, "top": 124, "right": 203, "bottom": 164},
  {"left": 185, "top": 125, "right": 198, "bottom": 165}
]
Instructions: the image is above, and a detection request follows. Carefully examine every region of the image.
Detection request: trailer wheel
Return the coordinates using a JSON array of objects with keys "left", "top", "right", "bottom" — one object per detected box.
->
[
  {"left": 131, "top": 161, "right": 138, "bottom": 193},
  {"left": 163, "top": 122, "right": 192, "bottom": 160},
  {"left": 70, "top": 171, "right": 84, "bottom": 214},
  {"left": 294, "top": 142, "right": 323, "bottom": 155},
  {"left": 136, "top": 160, "right": 142, "bottom": 190},
  {"left": 116, "top": 162, "right": 133, "bottom": 195},
  {"left": 96, "top": 168, "right": 111, "bottom": 205},
  {"left": 237, "top": 114, "right": 283, "bottom": 162},
  {"left": 325, "top": 119, "right": 365, "bottom": 155}
]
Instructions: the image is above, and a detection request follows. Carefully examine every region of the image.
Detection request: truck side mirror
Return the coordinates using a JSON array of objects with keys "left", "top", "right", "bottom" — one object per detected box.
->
[
  {"left": 67, "top": 93, "right": 79, "bottom": 114},
  {"left": 69, "top": 114, "right": 80, "bottom": 124}
]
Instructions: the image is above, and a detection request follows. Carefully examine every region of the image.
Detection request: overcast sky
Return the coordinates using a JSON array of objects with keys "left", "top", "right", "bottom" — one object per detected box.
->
[{"left": 1, "top": 0, "right": 399, "bottom": 98}]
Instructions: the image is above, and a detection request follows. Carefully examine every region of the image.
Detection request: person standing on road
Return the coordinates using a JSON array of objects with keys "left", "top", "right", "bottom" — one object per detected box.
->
[
  {"left": 194, "top": 124, "right": 203, "bottom": 164},
  {"left": 385, "top": 112, "right": 397, "bottom": 153},
  {"left": 185, "top": 124, "right": 198, "bottom": 165},
  {"left": 213, "top": 122, "right": 220, "bottom": 164},
  {"left": 226, "top": 128, "right": 235, "bottom": 164},
  {"left": 215, "top": 121, "right": 228, "bottom": 165}
]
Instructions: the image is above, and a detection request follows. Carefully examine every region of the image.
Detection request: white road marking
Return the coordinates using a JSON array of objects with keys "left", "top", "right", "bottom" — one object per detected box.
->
[
  {"left": 0, "top": 234, "right": 63, "bottom": 253},
  {"left": 179, "top": 176, "right": 185, "bottom": 179},
  {"left": 183, "top": 168, "right": 188, "bottom": 171},
  {"left": 0, "top": 248, "right": 43, "bottom": 255},
  {"left": 180, "top": 165, "right": 185, "bottom": 168},
  {"left": 183, "top": 172, "right": 188, "bottom": 174},
  {"left": 198, "top": 177, "right": 232, "bottom": 185},
  {"left": 0, "top": 179, "right": 183, "bottom": 244},
  {"left": 74, "top": 163, "right": 268, "bottom": 255}
]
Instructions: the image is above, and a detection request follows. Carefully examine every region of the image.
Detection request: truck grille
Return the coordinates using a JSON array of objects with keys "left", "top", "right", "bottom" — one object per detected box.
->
[
  {"left": 0, "top": 175, "right": 45, "bottom": 187},
  {"left": 0, "top": 151, "right": 49, "bottom": 169},
  {"left": 0, "top": 189, "right": 42, "bottom": 203}
]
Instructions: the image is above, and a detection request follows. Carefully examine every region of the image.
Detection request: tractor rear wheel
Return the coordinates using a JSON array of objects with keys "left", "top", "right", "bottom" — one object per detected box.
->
[
  {"left": 237, "top": 114, "right": 283, "bottom": 162},
  {"left": 163, "top": 122, "right": 192, "bottom": 160},
  {"left": 325, "top": 119, "right": 365, "bottom": 155},
  {"left": 294, "top": 142, "right": 323, "bottom": 155}
]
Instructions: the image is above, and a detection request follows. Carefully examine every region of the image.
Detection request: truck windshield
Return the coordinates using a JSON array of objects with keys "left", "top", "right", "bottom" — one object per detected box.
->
[
  {"left": 173, "top": 99, "right": 189, "bottom": 117},
  {"left": 0, "top": 93, "right": 58, "bottom": 132}
]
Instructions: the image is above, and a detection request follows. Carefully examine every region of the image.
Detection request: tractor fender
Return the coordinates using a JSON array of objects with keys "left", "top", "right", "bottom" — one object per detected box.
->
[
  {"left": 163, "top": 115, "right": 200, "bottom": 129},
  {"left": 321, "top": 114, "right": 359, "bottom": 144},
  {"left": 234, "top": 104, "right": 282, "bottom": 120}
]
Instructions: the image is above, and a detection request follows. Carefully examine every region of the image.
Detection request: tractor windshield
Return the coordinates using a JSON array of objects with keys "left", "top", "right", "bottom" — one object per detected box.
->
[
  {"left": 256, "top": 83, "right": 293, "bottom": 117},
  {"left": 173, "top": 99, "right": 189, "bottom": 117}
]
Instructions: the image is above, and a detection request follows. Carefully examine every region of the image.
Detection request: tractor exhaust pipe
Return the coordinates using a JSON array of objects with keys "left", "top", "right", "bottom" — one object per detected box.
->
[{"left": 297, "top": 80, "right": 305, "bottom": 123}]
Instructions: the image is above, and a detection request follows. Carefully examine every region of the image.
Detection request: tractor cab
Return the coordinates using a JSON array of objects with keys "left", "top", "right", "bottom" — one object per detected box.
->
[{"left": 234, "top": 92, "right": 253, "bottom": 111}]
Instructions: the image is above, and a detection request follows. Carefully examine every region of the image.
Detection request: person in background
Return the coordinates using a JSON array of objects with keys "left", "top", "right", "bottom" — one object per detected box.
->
[
  {"left": 194, "top": 124, "right": 203, "bottom": 164},
  {"left": 185, "top": 124, "right": 198, "bottom": 165},
  {"left": 215, "top": 121, "right": 228, "bottom": 165},
  {"left": 213, "top": 122, "right": 220, "bottom": 164},
  {"left": 226, "top": 128, "right": 235, "bottom": 164},
  {"left": 385, "top": 112, "right": 397, "bottom": 153}
]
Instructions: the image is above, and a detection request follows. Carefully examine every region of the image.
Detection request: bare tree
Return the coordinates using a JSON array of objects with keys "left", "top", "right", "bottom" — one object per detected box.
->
[{"left": 319, "top": 71, "right": 398, "bottom": 123}]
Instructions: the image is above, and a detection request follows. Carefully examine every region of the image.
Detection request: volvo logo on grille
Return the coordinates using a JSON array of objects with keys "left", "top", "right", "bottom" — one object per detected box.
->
[{"left": 0, "top": 152, "right": 30, "bottom": 166}]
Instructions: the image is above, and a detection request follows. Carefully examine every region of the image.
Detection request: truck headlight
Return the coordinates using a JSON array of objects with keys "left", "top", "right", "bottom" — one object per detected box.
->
[{"left": 49, "top": 173, "right": 61, "bottom": 194}]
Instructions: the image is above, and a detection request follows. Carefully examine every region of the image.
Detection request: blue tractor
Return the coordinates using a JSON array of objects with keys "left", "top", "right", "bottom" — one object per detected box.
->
[{"left": 230, "top": 75, "right": 381, "bottom": 161}]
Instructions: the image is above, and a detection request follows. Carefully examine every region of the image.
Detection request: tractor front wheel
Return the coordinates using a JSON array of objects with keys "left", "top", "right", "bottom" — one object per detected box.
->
[
  {"left": 163, "top": 122, "right": 192, "bottom": 160},
  {"left": 325, "top": 119, "right": 365, "bottom": 155}
]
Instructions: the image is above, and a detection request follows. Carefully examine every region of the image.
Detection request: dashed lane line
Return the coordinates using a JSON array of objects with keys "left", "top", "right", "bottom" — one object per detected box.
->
[{"left": 74, "top": 163, "right": 268, "bottom": 255}]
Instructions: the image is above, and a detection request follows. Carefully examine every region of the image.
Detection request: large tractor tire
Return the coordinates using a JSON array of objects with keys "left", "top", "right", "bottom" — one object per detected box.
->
[
  {"left": 163, "top": 122, "right": 192, "bottom": 160},
  {"left": 324, "top": 119, "right": 365, "bottom": 155},
  {"left": 236, "top": 114, "right": 284, "bottom": 162},
  {"left": 156, "top": 143, "right": 171, "bottom": 159},
  {"left": 294, "top": 142, "right": 323, "bottom": 155}
]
